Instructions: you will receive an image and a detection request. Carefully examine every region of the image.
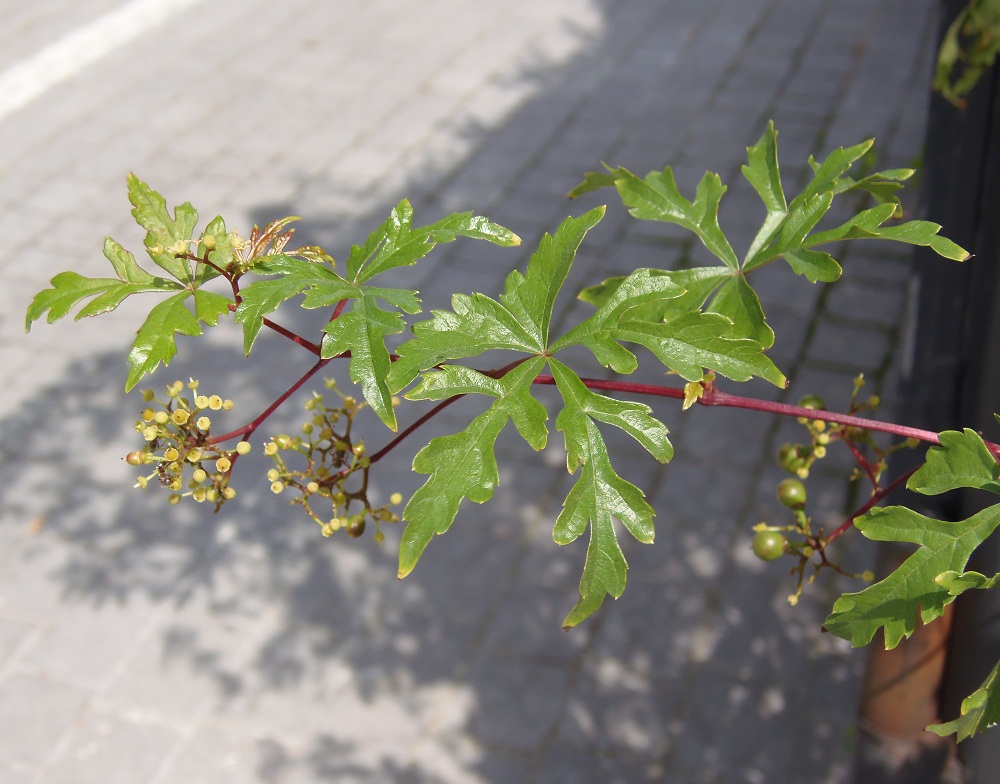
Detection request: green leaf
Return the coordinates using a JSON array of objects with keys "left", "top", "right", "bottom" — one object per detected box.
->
[
  {"left": 196, "top": 216, "right": 233, "bottom": 285},
  {"left": 566, "top": 168, "right": 619, "bottom": 198},
  {"left": 548, "top": 358, "right": 672, "bottom": 464},
  {"left": 407, "top": 362, "right": 549, "bottom": 449},
  {"left": 125, "top": 291, "right": 203, "bottom": 391},
  {"left": 742, "top": 121, "right": 786, "bottom": 213},
  {"left": 928, "top": 658, "right": 1000, "bottom": 741},
  {"left": 614, "top": 310, "right": 785, "bottom": 386},
  {"left": 581, "top": 164, "right": 739, "bottom": 268},
  {"left": 321, "top": 292, "right": 411, "bottom": 431},
  {"left": 781, "top": 249, "right": 842, "bottom": 283},
  {"left": 233, "top": 255, "right": 344, "bottom": 353},
  {"left": 127, "top": 174, "right": 199, "bottom": 282},
  {"left": 823, "top": 503, "right": 1000, "bottom": 648},
  {"left": 102, "top": 237, "right": 160, "bottom": 286},
  {"left": 706, "top": 274, "right": 775, "bottom": 347},
  {"left": 499, "top": 207, "right": 605, "bottom": 346},
  {"left": 25, "top": 239, "right": 181, "bottom": 330},
  {"left": 388, "top": 292, "right": 540, "bottom": 393},
  {"left": 550, "top": 359, "right": 658, "bottom": 628},
  {"left": 192, "top": 289, "right": 233, "bottom": 327},
  {"left": 398, "top": 358, "right": 547, "bottom": 576},
  {"left": 389, "top": 209, "right": 602, "bottom": 392},
  {"left": 804, "top": 203, "right": 970, "bottom": 262},
  {"left": 347, "top": 199, "right": 520, "bottom": 284},
  {"left": 553, "top": 268, "right": 685, "bottom": 372},
  {"left": 578, "top": 266, "right": 732, "bottom": 325},
  {"left": 908, "top": 429, "right": 1000, "bottom": 496},
  {"left": 933, "top": 569, "right": 1000, "bottom": 596}
]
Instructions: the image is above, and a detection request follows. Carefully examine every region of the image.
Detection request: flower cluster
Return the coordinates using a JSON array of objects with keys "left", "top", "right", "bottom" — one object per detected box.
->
[
  {"left": 264, "top": 379, "right": 402, "bottom": 541},
  {"left": 126, "top": 379, "right": 249, "bottom": 511}
]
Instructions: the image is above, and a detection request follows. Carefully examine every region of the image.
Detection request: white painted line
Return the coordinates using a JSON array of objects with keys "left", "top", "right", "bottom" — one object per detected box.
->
[{"left": 0, "top": 0, "right": 201, "bottom": 123}]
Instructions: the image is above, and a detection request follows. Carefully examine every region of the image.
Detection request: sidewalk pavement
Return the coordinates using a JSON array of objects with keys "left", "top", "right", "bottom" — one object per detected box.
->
[{"left": 0, "top": 1, "right": 941, "bottom": 782}]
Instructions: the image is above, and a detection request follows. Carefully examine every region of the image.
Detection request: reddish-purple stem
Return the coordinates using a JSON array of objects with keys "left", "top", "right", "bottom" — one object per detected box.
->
[{"left": 825, "top": 467, "right": 919, "bottom": 545}]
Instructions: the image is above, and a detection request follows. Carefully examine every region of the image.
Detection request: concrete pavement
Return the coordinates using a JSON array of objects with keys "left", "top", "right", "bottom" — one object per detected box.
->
[{"left": 0, "top": 0, "right": 941, "bottom": 781}]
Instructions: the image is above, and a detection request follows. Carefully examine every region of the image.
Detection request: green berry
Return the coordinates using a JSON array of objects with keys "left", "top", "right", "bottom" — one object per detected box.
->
[
  {"left": 777, "top": 478, "right": 807, "bottom": 508},
  {"left": 752, "top": 530, "right": 786, "bottom": 561},
  {"left": 125, "top": 451, "right": 145, "bottom": 466}
]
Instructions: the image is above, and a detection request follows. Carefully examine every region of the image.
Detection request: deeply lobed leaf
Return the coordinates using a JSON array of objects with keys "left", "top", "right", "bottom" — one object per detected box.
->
[
  {"left": 928, "top": 658, "right": 1000, "bottom": 741},
  {"left": 824, "top": 504, "right": 1000, "bottom": 648},
  {"left": 550, "top": 359, "right": 659, "bottom": 628},
  {"left": 398, "top": 358, "right": 547, "bottom": 577}
]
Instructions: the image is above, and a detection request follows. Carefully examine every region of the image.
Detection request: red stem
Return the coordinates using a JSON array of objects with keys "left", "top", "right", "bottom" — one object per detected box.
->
[
  {"left": 825, "top": 466, "right": 919, "bottom": 545},
  {"left": 210, "top": 357, "right": 330, "bottom": 444}
]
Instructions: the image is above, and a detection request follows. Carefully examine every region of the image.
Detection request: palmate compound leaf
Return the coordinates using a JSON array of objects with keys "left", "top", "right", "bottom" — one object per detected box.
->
[
  {"left": 928, "top": 658, "right": 1000, "bottom": 741},
  {"left": 397, "top": 357, "right": 548, "bottom": 578},
  {"left": 741, "top": 123, "right": 969, "bottom": 275},
  {"left": 25, "top": 236, "right": 234, "bottom": 391},
  {"left": 548, "top": 358, "right": 669, "bottom": 628},
  {"left": 824, "top": 429, "right": 1000, "bottom": 650},
  {"left": 387, "top": 209, "right": 606, "bottom": 393}
]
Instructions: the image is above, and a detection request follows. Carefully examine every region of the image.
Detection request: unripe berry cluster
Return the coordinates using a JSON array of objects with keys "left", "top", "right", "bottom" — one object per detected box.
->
[
  {"left": 264, "top": 378, "right": 403, "bottom": 541},
  {"left": 126, "top": 379, "right": 247, "bottom": 512}
]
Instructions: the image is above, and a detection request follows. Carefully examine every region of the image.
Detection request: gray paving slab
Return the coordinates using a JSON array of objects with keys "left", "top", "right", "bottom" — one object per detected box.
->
[{"left": 0, "top": 0, "right": 945, "bottom": 781}]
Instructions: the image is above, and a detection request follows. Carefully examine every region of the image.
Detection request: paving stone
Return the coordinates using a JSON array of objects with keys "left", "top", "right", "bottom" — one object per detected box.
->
[
  {"left": 0, "top": 674, "right": 89, "bottom": 767},
  {"left": 40, "top": 706, "right": 180, "bottom": 784}
]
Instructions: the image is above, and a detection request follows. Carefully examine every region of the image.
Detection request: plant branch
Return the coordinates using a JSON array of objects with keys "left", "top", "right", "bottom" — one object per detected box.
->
[
  {"left": 210, "top": 357, "right": 330, "bottom": 444},
  {"left": 825, "top": 466, "right": 919, "bottom": 545}
]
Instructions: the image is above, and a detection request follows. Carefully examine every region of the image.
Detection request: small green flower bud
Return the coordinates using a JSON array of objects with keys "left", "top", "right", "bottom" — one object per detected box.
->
[
  {"left": 201, "top": 234, "right": 217, "bottom": 251},
  {"left": 142, "top": 425, "right": 159, "bottom": 442},
  {"left": 192, "top": 489, "right": 207, "bottom": 503},
  {"left": 215, "top": 457, "right": 232, "bottom": 473},
  {"left": 306, "top": 481, "right": 319, "bottom": 494},
  {"left": 208, "top": 395, "right": 223, "bottom": 410},
  {"left": 142, "top": 389, "right": 155, "bottom": 402},
  {"left": 264, "top": 442, "right": 278, "bottom": 456},
  {"left": 154, "top": 411, "right": 169, "bottom": 425},
  {"left": 222, "top": 399, "right": 234, "bottom": 411},
  {"left": 186, "top": 449, "right": 202, "bottom": 463},
  {"left": 195, "top": 395, "right": 210, "bottom": 409},
  {"left": 266, "top": 469, "right": 280, "bottom": 482},
  {"left": 196, "top": 416, "right": 211, "bottom": 431},
  {"left": 223, "top": 487, "right": 236, "bottom": 500},
  {"left": 270, "top": 481, "right": 284, "bottom": 494},
  {"left": 236, "top": 441, "right": 251, "bottom": 455},
  {"left": 141, "top": 408, "right": 155, "bottom": 422},
  {"left": 390, "top": 492, "right": 403, "bottom": 505},
  {"left": 168, "top": 493, "right": 182, "bottom": 505},
  {"left": 192, "top": 468, "right": 208, "bottom": 483}
]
